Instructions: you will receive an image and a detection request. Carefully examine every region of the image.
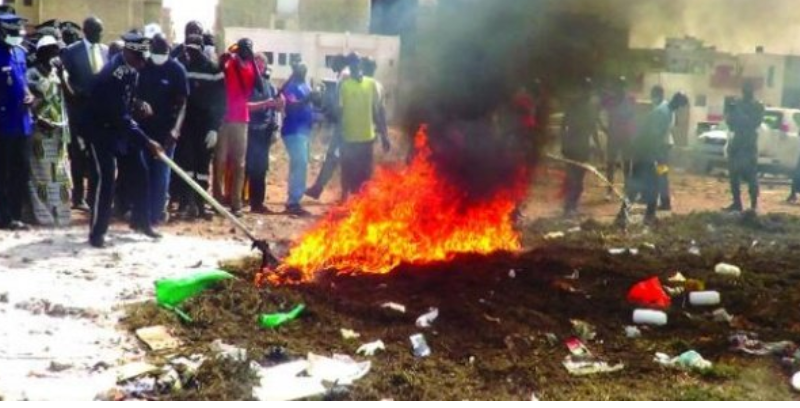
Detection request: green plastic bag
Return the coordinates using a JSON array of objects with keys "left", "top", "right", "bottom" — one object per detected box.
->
[
  {"left": 155, "top": 269, "right": 235, "bottom": 322},
  {"left": 259, "top": 304, "right": 305, "bottom": 328}
]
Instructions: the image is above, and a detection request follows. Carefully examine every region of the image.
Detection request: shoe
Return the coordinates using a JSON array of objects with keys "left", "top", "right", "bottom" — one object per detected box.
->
[
  {"left": 231, "top": 208, "right": 244, "bottom": 218},
  {"left": 285, "top": 205, "right": 312, "bottom": 217},
  {"left": 658, "top": 204, "right": 672, "bottom": 212},
  {"left": 251, "top": 205, "right": 274, "bottom": 215},
  {"left": 72, "top": 201, "right": 91, "bottom": 212},
  {"left": 787, "top": 195, "right": 798, "bottom": 204},
  {"left": 723, "top": 204, "right": 743, "bottom": 213},
  {"left": 89, "top": 236, "right": 106, "bottom": 248},
  {"left": 305, "top": 185, "right": 323, "bottom": 200},
  {"left": 132, "top": 224, "right": 163, "bottom": 239},
  {"left": 1, "top": 220, "right": 30, "bottom": 231}
]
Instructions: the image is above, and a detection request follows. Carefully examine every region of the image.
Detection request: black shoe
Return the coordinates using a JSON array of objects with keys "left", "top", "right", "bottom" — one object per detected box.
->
[
  {"left": 72, "top": 201, "right": 91, "bottom": 212},
  {"left": 0, "top": 220, "right": 31, "bottom": 231},
  {"left": 723, "top": 204, "right": 743, "bottom": 213},
  {"left": 132, "top": 224, "right": 163, "bottom": 239},
  {"left": 305, "top": 186, "right": 323, "bottom": 200},
  {"left": 285, "top": 205, "right": 312, "bottom": 217},
  {"left": 231, "top": 208, "right": 244, "bottom": 218},
  {"left": 89, "top": 236, "right": 106, "bottom": 248},
  {"left": 251, "top": 205, "right": 274, "bottom": 215}
]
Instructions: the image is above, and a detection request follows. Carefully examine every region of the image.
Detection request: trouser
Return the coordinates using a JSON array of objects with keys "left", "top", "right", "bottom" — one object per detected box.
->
[
  {"left": 117, "top": 146, "right": 151, "bottom": 229},
  {"left": 657, "top": 148, "right": 672, "bottom": 208},
  {"left": 606, "top": 140, "right": 631, "bottom": 193},
  {"left": 245, "top": 125, "right": 274, "bottom": 209},
  {"left": 146, "top": 144, "right": 174, "bottom": 225},
  {"left": 283, "top": 132, "right": 310, "bottom": 206},
  {"left": 68, "top": 134, "right": 93, "bottom": 206},
  {"left": 563, "top": 164, "right": 586, "bottom": 212},
  {"left": 340, "top": 140, "right": 374, "bottom": 198},
  {"left": 0, "top": 136, "right": 33, "bottom": 226},
  {"left": 791, "top": 154, "right": 800, "bottom": 196},
  {"left": 175, "top": 124, "right": 213, "bottom": 214},
  {"left": 309, "top": 126, "right": 342, "bottom": 192},
  {"left": 729, "top": 154, "right": 759, "bottom": 210},
  {"left": 213, "top": 122, "right": 248, "bottom": 211},
  {"left": 631, "top": 160, "right": 658, "bottom": 217},
  {"left": 88, "top": 142, "right": 116, "bottom": 241}
]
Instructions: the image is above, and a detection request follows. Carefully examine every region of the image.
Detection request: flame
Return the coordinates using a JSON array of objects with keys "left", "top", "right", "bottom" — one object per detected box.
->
[{"left": 265, "top": 125, "right": 529, "bottom": 284}]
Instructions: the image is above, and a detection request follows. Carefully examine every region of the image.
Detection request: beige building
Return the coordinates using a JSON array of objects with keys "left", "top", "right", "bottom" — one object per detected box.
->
[{"left": 6, "top": 0, "right": 166, "bottom": 42}]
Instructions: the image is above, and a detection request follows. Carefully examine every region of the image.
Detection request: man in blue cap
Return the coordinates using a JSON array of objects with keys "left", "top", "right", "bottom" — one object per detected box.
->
[
  {"left": 0, "top": 13, "right": 35, "bottom": 230},
  {"left": 84, "top": 31, "right": 163, "bottom": 248}
]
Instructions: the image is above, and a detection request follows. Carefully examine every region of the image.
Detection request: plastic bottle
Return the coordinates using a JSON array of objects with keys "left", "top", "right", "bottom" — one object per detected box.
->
[
  {"left": 155, "top": 269, "right": 235, "bottom": 308},
  {"left": 715, "top": 263, "right": 742, "bottom": 277},
  {"left": 689, "top": 291, "right": 721, "bottom": 306},
  {"left": 258, "top": 304, "right": 306, "bottom": 328},
  {"left": 633, "top": 309, "right": 668, "bottom": 326},
  {"left": 409, "top": 333, "right": 431, "bottom": 357}
]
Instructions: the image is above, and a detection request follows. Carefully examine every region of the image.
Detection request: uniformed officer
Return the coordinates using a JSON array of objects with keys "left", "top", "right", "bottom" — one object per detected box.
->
[
  {"left": 0, "top": 13, "right": 35, "bottom": 230},
  {"left": 725, "top": 81, "right": 764, "bottom": 213},
  {"left": 137, "top": 33, "right": 188, "bottom": 225},
  {"left": 84, "top": 31, "right": 163, "bottom": 248},
  {"left": 560, "top": 78, "right": 601, "bottom": 217}
]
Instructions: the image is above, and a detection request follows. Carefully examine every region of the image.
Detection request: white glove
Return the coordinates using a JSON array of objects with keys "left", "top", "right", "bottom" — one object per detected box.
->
[{"left": 205, "top": 130, "right": 218, "bottom": 150}]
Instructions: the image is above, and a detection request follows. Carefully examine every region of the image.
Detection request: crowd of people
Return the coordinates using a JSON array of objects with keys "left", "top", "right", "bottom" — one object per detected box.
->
[{"left": 0, "top": 6, "right": 389, "bottom": 248}]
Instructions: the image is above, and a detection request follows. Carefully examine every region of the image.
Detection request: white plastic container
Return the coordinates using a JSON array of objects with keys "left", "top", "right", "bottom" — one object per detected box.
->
[
  {"left": 689, "top": 291, "right": 721, "bottom": 306},
  {"left": 792, "top": 371, "right": 800, "bottom": 392},
  {"left": 633, "top": 309, "right": 668, "bottom": 326},
  {"left": 715, "top": 263, "right": 742, "bottom": 277}
]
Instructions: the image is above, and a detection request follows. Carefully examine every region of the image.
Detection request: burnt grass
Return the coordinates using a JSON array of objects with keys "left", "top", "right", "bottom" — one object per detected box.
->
[{"left": 122, "top": 211, "right": 800, "bottom": 400}]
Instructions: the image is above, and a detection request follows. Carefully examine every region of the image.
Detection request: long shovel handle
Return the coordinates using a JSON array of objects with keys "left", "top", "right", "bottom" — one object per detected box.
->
[{"left": 157, "top": 151, "right": 258, "bottom": 242}]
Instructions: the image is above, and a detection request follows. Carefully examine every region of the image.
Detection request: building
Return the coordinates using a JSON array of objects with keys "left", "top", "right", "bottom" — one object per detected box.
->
[
  {"left": 665, "top": 36, "right": 717, "bottom": 74},
  {"left": 5, "top": 0, "right": 166, "bottom": 42},
  {"left": 216, "top": 0, "right": 372, "bottom": 47},
  {"left": 223, "top": 27, "right": 401, "bottom": 118}
]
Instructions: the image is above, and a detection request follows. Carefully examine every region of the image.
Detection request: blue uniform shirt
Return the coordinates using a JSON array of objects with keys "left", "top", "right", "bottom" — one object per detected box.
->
[
  {"left": 85, "top": 54, "right": 149, "bottom": 154},
  {"left": 0, "top": 45, "right": 33, "bottom": 138},
  {"left": 281, "top": 78, "right": 313, "bottom": 136},
  {"left": 137, "top": 58, "right": 189, "bottom": 141}
]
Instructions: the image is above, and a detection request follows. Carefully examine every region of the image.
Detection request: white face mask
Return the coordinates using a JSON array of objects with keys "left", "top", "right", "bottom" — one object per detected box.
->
[
  {"left": 151, "top": 54, "right": 168, "bottom": 66},
  {"left": 4, "top": 36, "right": 23, "bottom": 47}
]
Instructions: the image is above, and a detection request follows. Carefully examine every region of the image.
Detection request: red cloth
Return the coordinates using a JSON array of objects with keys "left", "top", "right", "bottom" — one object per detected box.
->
[
  {"left": 223, "top": 57, "right": 257, "bottom": 123},
  {"left": 627, "top": 277, "right": 671, "bottom": 309}
]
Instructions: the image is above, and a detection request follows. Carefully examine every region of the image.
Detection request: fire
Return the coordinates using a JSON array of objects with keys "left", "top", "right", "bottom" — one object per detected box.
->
[{"left": 265, "top": 126, "right": 529, "bottom": 284}]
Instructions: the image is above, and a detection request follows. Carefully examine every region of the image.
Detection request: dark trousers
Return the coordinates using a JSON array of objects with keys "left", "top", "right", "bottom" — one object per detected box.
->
[
  {"left": 657, "top": 148, "right": 672, "bottom": 208},
  {"left": 117, "top": 147, "right": 152, "bottom": 229},
  {"left": 174, "top": 125, "right": 213, "bottom": 213},
  {"left": 88, "top": 142, "right": 116, "bottom": 241},
  {"left": 606, "top": 141, "right": 631, "bottom": 193},
  {"left": 310, "top": 127, "right": 342, "bottom": 192},
  {"left": 0, "top": 136, "right": 32, "bottom": 226},
  {"left": 791, "top": 155, "right": 800, "bottom": 196},
  {"left": 245, "top": 125, "right": 274, "bottom": 209},
  {"left": 146, "top": 144, "right": 174, "bottom": 225},
  {"left": 68, "top": 130, "right": 93, "bottom": 206},
  {"left": 631, "top": 160, "right": 658, "bottom": 217},
  {"left": 564, "top": 164, "right": 586, "bottom": 212},
  {"left": 341, "top": 140, "right": 374, "bottom": 197},
  {"left": 729, "top": 154, "right": 759, "bottom": 210}
]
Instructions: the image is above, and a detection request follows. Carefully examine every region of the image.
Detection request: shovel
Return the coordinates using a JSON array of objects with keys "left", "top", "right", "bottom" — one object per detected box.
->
[{"left": 157, "top": 151, "right": 279, "bottom": 269}]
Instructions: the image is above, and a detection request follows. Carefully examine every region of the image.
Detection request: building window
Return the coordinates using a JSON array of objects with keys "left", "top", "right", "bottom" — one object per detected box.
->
[
  {"left": 278, "top": 53, "right": 287, "bottom": 66},
  {"left": 695, "top": 95, "right": 707, "bottom": 107},
  {"left": 290, "top": 53, "right": 301, "bottom": 65},
  {"left": 325, "top": 55, "right": 336, "bottom": 68},
  {"left": 768, "top": 66, "right": 776, "bottom": 88},
  {"left": 265, "top": 52, "right": 275, "bottom": 65}
]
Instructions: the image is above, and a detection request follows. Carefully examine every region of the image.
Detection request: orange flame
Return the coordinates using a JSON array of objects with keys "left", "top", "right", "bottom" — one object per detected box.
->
[{"left": 267, "top": 126, "right": 529, "bottom": 284}]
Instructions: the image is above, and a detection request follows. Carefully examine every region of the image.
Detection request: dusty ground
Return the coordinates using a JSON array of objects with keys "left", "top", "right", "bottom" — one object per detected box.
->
[{"left": 4, "top": 130, "right": 800, "bottom": 400}]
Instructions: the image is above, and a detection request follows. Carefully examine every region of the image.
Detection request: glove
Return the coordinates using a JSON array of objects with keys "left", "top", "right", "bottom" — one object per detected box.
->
[{"left": 205, "top": 130, "right": 218, "bottom": 150}]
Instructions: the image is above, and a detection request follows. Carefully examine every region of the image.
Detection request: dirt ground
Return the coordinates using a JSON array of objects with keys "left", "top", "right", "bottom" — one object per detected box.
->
[{"left": 112, "top": 134, "right": 800, "bottom": 401}]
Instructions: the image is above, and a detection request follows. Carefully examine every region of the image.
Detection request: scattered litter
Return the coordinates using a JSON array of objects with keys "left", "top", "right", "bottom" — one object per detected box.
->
[
  {"left": 0, "top": 292, "right": 8, "bottom": 303},
  {"left": 509, "top": 269, "right": 516, "bottom": 278},
  {"left": 688, "top": 241, "right": 701, "bottom": 256},
  {"left": 116, "top": 362, "right": 160, "bottom": 383},
  {"left": 792, "top": 372, "right": 800, "bottom": 392},
  {"left": 715, "top": 263, "right": 742, "bottom": 278},
  {"left": 570, "top": 319, "right": 597, "bottom": 341},
  {"left": 340, "top": 328, "right": 361, "bottom": 340},
  {"left": 307, "top": 353, "right": 371, "bottom": 385},
  {"left": 655, "top": 350, "right": 712, "bottom": 372},
  {"left": 566, "top": 270, "right": 580, "bottom": 280},
  {"left": 259, "top": 304, "right": 305, "bottom": 329},
  {"left": 751, "top": 240, "right": 759, "bottom": 249},
  {"left": 689, "top": 291, "right": 721, "bottom": 306},
  {"left": 254, "top": 360, "right": 325, "bottom": 401},
  {"left": 155, "top": 269, "right": 235, "bottom": 321},
  {"left": 544, "top": 232, "right": 565, "bottom": 240},
  {"left": 643, "top": 242, "right": 657, "bottom": 250},
  {"left": 157, "top": 367, "right": 182, "bottom": 393},
  {"left": 356, "top": 340, "right": 386, "bottom": 356},
  {"left": 730, "top": 332, "right": 796, "bottom": 356},
  {"left": 135, "top": 325, "right": 182, "bottom": 352},
  {"left": 410, "top": 333, "right": 431, "bottom": 358},
  {"left": 563, "top": 356, "right": 624, "bottom": 376},
  {"left": 664, "top": 286, "right": 684, "bottom": 297},
  {"left": 567, "top": 227, "right": 582, "bottom": 233},
  {"left": 47, "top": 361, "right": 73, "bottom": 372},
  {"left": 633, "top": 309, "right": 668, "bottom": 326},
  {"left": 530, "top": 391, "right": 539, "bottom": 401},
  {"left": 629, "top": 248, "right": 640, "bottom": 256},
  {"left": 712, "top": 308, "right": 734, "bottom": 323},
  {"left": 625, "top": 326, "right": 641, "bottom": 338},
  {"left": 381, "top": 302, "right": 406, "bottom": 314},
  {"left": 565, "top": 337, "right": 592, "bottom": 357},
  {"left": 210, "top": 339, "right": 247, "bottom": 361},
  {"left": 415, "top": 307, "right": 439, "bottom": 328},
  {"left": 608, "top": 248, "right": 638, "bottom": 256},
  {"left": 483, "top": 314, "right": 501, "bottom": 324},
  {"left": 545, "top": 333, "right": 559, "bottom": 345},
  {"left": 119, "top": 377, "right": 156, "bottom": 398},
  {"left": 668, "top": 272, "right": 687, "bottom": 283},
  {"left": 628, "top": 277, "right": 671, "bottom": 309}
]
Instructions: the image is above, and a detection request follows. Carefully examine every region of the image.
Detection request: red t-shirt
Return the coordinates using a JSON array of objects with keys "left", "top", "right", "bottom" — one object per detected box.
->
[{"left": 223, "top": 57, "right": 257, "bottom": 123}]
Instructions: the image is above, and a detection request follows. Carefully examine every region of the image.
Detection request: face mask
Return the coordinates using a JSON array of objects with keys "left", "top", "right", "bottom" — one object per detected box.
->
[
  {"left": 4, "top": 36, "right": 23, "bottom": 47},
  {"left": 151, "top": 54, "right": 168, "bottom": 66}
]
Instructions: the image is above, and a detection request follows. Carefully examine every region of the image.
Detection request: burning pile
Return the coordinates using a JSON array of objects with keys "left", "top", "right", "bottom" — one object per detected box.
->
[{"left": 264, "top": 126, "right": 530, "bottom": 284}]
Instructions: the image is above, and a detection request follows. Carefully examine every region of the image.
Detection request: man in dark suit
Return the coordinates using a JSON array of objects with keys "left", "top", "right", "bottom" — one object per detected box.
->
[{"left": 61, "top": 16, "right": 108, "bottom": 211}]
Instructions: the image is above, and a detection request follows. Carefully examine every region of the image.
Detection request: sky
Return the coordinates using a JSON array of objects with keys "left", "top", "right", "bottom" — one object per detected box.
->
[{"left": 163, "top": 0, "right": 218, "bottom": 41}]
